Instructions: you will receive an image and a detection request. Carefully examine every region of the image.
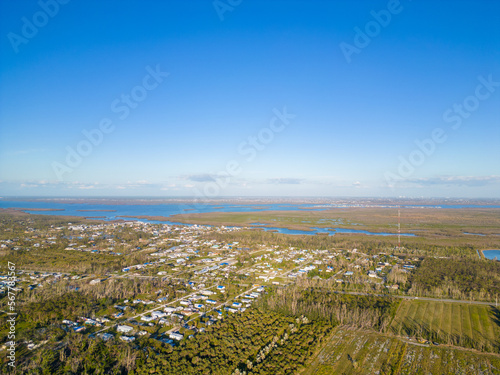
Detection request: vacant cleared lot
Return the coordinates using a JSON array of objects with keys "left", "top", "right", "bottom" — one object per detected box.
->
[
  {"left": 389, "top": 300, "right": 500, "bottom": 353},
  {"left": 302, "top": 327, "right": 500, "bottom": 375}
]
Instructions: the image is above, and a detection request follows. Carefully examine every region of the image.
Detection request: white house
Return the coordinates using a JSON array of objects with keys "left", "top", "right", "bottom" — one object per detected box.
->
[
  {"left": 152, "top": 311, "right": 167, "bottom": 319},
  {"left": 120, "top": 335, "right": 135, "bottom": 342},
  {"left": 169, "top": 332, "right": 184, "bottom": 341},
  {"left": 117, "top": 325, "right": 133, "bottom": 333}
]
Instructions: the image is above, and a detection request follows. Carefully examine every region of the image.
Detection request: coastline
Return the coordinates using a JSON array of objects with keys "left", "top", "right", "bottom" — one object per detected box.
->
[{"left": 2, "top": 196, "right": 500, "bottom": 207}]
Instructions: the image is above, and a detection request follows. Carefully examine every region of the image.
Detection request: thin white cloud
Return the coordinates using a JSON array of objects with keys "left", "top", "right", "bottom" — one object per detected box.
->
[
  {"left": 406, "top": 175, "right": 500, "bottom": 187},
  {"left": 184, "top": 174, "right": 216, "bottom": 182},
  {"left": 267, "top": 178, "right": 304, "bottom": 185},
  {"left": 6, "top": 149, "right": 47, "bottom": 156}
]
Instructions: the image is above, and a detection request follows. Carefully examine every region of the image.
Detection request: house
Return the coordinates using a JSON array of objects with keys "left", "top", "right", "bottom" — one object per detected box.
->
[
  {"left": 117, "top": 325, "right": 134, "bottom": 333},
  {"left": 169, "top": 332, "right": 184, "bottom": 341},
  {"left": 157, "top": 337, "right": 175, "bottom": 345},
  {"left": 152, "top": 311, "right": 166, "bottom": 319},
  {"left": 216, "top": 285, "right": 225, "bottom": 291},
  {"left": 73, "top": 326, "right": 85, "bottom": 333},
  {"left": 98, "top": 333, "right": 114, "bottom": 341},
  {"left": 140, "top": 315, "right": 155, "bottom": 322},
  {"left": 120, "top": 335, "right": 135, "bottom": 342},
  {"left": 232, "top": 302, "right": 242, "bottom": 308},
  {"left": 84, "top": 319, "right": 101, "bottom": 326},
  {"left": 206, "top": 299, "right": 217, "bottom": 304}
]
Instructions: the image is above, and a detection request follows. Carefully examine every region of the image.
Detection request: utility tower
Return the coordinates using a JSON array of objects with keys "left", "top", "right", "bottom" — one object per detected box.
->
[{"left": 397, "top": 206, "right": 401, "bottom": 249}]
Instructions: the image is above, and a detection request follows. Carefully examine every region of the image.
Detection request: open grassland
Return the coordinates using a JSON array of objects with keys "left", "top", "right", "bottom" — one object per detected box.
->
[
  {"left": 302, "top": 327, "right": 500, "bottom": 375},
  {"left": 169, "top": 207, "right": 500, "bottom": 233},
  {"left": 389, "top": 300, "right": 500, "bottom": 353}
]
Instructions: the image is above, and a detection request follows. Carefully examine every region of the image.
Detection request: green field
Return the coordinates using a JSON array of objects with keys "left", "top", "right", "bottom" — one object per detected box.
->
[
  {"left": 168, "top": 207, "right": 500, "bottom": 253},
  {"left": 302, "top": 327, "right": 500, "bottom": 375},
  {"left": 389, "top": 300, "right": 500, "bottom": 353},
  {"left": 169, "top": 206, "right": 500, "bottom": 235}
]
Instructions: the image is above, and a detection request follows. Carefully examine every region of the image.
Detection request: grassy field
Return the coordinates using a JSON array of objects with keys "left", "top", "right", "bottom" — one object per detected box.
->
[
  {"left": 169, "top": 207, "right": 500, "bottom": 245},
  {"left": 170, "top": 207, "right": 500, "bottom": 232},
  {"left": 301, "top": 327, "right": 500, "bottom": 375},
  {"left": 388, "top": 300, "right": 500, "bottom": 353}
]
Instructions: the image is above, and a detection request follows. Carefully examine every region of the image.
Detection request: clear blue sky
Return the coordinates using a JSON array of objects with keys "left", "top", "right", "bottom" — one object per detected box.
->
[{"left": 1, "top": 0, "right": 499, "bottom": 198}]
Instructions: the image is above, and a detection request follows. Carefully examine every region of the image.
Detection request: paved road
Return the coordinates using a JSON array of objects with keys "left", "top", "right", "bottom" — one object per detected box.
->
[
  {"left": 186, "top": 264, "right": 304, "bottom": 324},
  {"left": 93, "top": 283, "right": 219, "bottom": 334}
]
